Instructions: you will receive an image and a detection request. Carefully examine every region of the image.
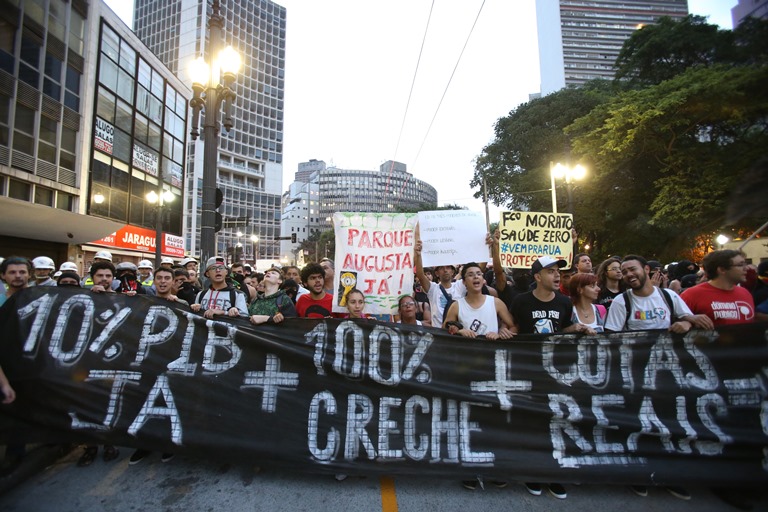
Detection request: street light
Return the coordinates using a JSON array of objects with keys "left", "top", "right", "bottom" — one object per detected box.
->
[
  {"left": 716, "top": 234, "right": 730, "bottom": 248},
  {"left": 250, "top": 234, "right": 259, "bottom": 264},
  {"left": 189, "top": 0, "right": 240, "bottom": 265},
  {"left": 550, "top": 162, "right": 587, "bottom": 213},
  {"left": 146, "top": 189, "right": 175, "bottom": 268}
]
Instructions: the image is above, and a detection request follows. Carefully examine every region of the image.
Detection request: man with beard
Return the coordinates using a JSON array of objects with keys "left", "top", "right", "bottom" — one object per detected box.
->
[
  {"left": 605, "top": 254, "right": 697, "bottom": 333},
  {"left": 296, "top": 262, "right": 336, "bottom": 318}
]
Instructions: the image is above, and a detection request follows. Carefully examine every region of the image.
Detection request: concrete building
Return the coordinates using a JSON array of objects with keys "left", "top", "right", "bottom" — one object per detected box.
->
[
  {"left": 536, "top": 0, "right": 688, "bottom": 95},
  {"left": 133, "top": 0, "right": 286, "bottom": 260},
  {"left": 277, "top": 159, "right": 437, "bottom": 264},
  {"left": 732, "top": 0, "right": 768, "bottom": 27},
  {"left": 0, "top": 0, "right": 189, "bottom": 273}
]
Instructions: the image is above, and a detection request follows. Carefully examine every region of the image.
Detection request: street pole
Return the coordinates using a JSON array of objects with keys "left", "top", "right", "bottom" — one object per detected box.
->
[
  {"left": 550, "top": 161, "right": 558, "bottom": 213},
  {"left": 154, "top": 200, "right": 163, "bottom": 268}
]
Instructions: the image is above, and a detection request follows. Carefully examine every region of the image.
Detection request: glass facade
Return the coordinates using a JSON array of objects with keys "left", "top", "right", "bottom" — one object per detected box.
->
[
  {"left": 0, "top": 0, "right": 86, "bottom": 209},
  {"left": 89, "top": 21, "right": 187, "bottom": 235}
]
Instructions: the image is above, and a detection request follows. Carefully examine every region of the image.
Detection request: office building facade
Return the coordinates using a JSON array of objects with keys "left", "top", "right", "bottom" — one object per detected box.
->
[
  {"left": 0, "top": 0, "right": 189, "bottom": 272},
  {"left": 133, "top": 0, "right": 286, "bottom": 261},
  {"left": 536, "top": 0, "right": 688, "bottom": 95},
  {"left": 732, "top": 0, "right": 768, "bottom": 27}
]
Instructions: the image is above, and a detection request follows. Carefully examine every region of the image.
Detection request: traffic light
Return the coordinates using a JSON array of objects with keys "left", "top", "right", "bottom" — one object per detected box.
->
[{"left": 291, "top": 233, "right": 297, "bottom": 243}]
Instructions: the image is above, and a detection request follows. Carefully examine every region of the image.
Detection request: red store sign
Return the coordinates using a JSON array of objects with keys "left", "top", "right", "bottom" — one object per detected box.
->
[{"left": 90, "top": 225, "right": 185, "bottom": 258}]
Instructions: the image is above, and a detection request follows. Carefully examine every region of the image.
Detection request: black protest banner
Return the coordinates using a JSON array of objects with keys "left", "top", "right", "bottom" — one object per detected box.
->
[{"left": 0, "top": 287, "right": 767, "bottom": 485}]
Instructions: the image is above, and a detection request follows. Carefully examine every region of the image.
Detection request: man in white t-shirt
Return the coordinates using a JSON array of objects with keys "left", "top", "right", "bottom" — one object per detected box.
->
[
  {"left": 605, "top": 254, "right": 697, "bottom": 333},
  {"left": 414, "top": 239, "right": 466, "bottom": 327}
]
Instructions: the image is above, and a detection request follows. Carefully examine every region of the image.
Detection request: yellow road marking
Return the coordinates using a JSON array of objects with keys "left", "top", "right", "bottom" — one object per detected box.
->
[{"left": 380, "top": 476, "right": 398, "bottom": 512}]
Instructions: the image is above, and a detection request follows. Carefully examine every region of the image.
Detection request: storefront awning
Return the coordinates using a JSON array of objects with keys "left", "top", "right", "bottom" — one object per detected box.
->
[{"left": 0, "top": 197, "right": 125, "bottom": 245}]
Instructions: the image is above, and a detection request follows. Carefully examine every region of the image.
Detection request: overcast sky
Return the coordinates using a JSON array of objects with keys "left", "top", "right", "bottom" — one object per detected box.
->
[{"left": 105, "top": 0, "right": 735, "bottom": 218}]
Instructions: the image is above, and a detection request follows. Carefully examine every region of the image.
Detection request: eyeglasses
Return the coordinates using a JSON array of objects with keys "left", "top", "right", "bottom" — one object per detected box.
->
[
  {"left": 209, "top": 265, "right": 227, "bottom": 271},
  {"left": 399, "top": 302, "right": 416, "bottom": 307}
]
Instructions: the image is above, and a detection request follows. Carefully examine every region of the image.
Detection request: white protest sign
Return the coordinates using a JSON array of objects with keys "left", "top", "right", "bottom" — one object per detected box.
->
[
  {"left": 332, "top": 212, "right": 418, "bottom": 314},
  {"left": 417, "top": 210, "right": 489, "bottom": 267}
]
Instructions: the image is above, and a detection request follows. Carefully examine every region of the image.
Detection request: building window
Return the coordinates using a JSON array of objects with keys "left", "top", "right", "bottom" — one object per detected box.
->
[{"left": 8, "top": 179, "right": 31, "bottom": 201}]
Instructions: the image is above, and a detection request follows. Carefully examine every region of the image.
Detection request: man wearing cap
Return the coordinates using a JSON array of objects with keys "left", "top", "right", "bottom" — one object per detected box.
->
[
  {"left": 414, "top": 240, "right": 466, "bottom": 328},
  {"left": 190, "top": 257, "right": 248, "bottom": 318},
  {"left": 160, "top": 257, "right": 174, "bottom": 269},
  {"left": 31, "top": 256, "right": 57, "bottom": 287},
  {"left": 137, "top": 260, "right": 154, "bottom": 287},
  {"left": 511, "top": 256, "right": 590, "bottom": 336}
]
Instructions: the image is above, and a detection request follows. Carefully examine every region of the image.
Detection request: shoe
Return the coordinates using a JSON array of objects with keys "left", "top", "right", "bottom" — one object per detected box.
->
[
  {"left": 335, "top": 474, "right": 347, "bottom": 481},
  {"left": 666, "top": 486, "right": 691, "bottom": 500},
  {"left": 462, "top": 480, "right": 478, "bottom": 490},
  {"left": 102, "top": 445, "right": 119, "bottom": 462},
  {"left": 129, "top": 449, "right": 150, "bottom": 465},
  {"left": 161, "top": 453, "right": 175, "bottom": 463},
  {"left": 630, "top": 485, "right": 648, "bottom": 497},
  {"left": 77, "top": 446, "right": 98, "bottom": 467},
  {"left": 492, "top": 481, "right": 508, "bottom": 488},
  {"left": 548, "top": 483, "right": 567, "bottom": 499},
  {"left": 524, "top": 482, "right": 542, "bottom": 496}
]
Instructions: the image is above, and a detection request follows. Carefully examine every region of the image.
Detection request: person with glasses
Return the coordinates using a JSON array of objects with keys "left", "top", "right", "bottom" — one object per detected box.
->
[
  {"left": 396, "top": 295, "right": 422, "bottom": 325},
  {"left": 681, "top": 249, "right": 754, "bottom": 327},
  {"left": 596, "top": 256, "right": 624, "bottom": 310},
  {"left": 190, "top": 258, "right": 249, "bottom": 318}
]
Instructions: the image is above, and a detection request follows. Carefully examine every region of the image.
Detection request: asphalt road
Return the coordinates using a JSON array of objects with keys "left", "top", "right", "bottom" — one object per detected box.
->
[{"left": 2, "top": 445, "right": 765, "bottom": 512}]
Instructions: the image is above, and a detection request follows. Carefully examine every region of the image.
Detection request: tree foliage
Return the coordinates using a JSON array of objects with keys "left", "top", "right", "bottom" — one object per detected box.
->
[{"left": 473, "top": 16, "right": 768, "bottom": 262}]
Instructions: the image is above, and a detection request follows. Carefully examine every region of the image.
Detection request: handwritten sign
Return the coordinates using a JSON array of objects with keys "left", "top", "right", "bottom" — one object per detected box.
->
[
  {"left": 498, "top": 211, "right": 573, "bottom": 269},
  {"left": 417, "top": 210, "right": 488, "bottom": 267},
  {"left": 332, "top": 212, "right": 418, "bottom": 314}
]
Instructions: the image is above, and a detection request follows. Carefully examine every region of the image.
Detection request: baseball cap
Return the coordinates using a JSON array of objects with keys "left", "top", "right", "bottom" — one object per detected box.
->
[
  {"left": 205, "top": 256, "right": 227, "bottom": 272},
  {"left": 531, "top": 256, "right": 567, "bottom": 274}
]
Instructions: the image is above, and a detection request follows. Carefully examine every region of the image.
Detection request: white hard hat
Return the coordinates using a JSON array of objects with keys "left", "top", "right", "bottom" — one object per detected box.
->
[
  {"left": 94, "top": 250, "right": 113, "bottom": 261},
  {"left": 180, "top": 257, "right": 197, "bottom": 267},
  {"left": 32, "top": 256, "right": 55, "bottom": 270},
  {"left": 59, "top": 261, "right": 78, "bottom": 272},
  {"left": 161, "top": 257, "right": 174, "bottom": 265},
  {"left": 138, "top": 259, "right": 154, "bottom": 269},
  {"left": 53, "top": 270, "right": 62, "bottom": 278}
]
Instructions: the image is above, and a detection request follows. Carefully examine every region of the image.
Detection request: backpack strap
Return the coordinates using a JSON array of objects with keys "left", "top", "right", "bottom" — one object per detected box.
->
[
  {"left": 622, "top": 290, "right": 632, "bottom": 330},
  {"left": 660, "top": 288, "right": 678, "bottom": 323}
]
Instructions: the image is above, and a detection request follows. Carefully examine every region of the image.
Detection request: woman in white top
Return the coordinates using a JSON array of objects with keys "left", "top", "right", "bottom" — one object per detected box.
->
[
  {"left": 569, "top": 273, "right": 605, "bottom": 334},
  {"left": 443, "top": 262, "right": 515, "bottom": 340}
]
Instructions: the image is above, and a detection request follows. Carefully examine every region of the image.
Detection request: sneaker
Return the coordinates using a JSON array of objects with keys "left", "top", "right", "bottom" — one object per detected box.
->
[
  {"left": 462, "top": 480, "right": 478, "bottom": 491},
  {"left": 548, "top": 483, "right": 567, "bottom": 499},
  {"left": 160, "top": 453, "right": 175, "bottom": 463},
  {"left": 666, "top": 486, "right": 691, "bottom": 500},
  {"left": 491, "top": 481, "right": 508, "bottom": 488},
  {"left": 129, "top": 449, "right": 150, "bottom": 465},
  {"left": 524, "top": 482, "right": 543, "bottom": 496},
  {"left": 334, "top": 474, "right": 348, "bottom": 481},
  {"left": 630, "top": 485, "right": 648, "bottom": 497}
]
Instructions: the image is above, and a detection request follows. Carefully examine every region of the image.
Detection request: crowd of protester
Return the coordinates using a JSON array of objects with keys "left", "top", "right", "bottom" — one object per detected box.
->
[{"left": 1, "top": 237, "right": 767, "bottom": 507}]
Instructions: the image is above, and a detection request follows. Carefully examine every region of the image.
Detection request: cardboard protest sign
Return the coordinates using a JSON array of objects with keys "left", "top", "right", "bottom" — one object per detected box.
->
[
  {"left": 332, "top": 212, "right": 418, "bottom": 314},
  {"left": 498, "top": 211, "right": 574, "bottom": 269},
  {"left": 417, "top": 210, "right": 488, "bottom": 267}
]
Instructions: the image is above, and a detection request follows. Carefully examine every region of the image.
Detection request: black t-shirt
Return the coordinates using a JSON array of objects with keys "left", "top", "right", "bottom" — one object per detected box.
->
[
  {"left": 511, "top": 291, "right": 574, "bottom": 334},
  {"left": 596, "top": 287, "right": 621, "bottom": 310}
]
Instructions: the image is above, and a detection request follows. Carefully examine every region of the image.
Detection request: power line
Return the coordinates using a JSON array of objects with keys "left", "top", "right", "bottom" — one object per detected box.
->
[
  {"left": 410, "top": 0, "right": 486, "bottom": 168},
  {"left": 384, "top": 0, "right": 435, "bottom": 198}
]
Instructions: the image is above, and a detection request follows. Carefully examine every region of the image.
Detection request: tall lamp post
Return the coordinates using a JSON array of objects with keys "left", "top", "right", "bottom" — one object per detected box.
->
[
  {"left": 550, "top": 162, "right": 587, "bottom": 213},
  {"left": 250, "top": 234, "right": 259, "bottom": 265},
  {"left": 146, "top": 190, "right": 175, "bottom": 268},
  {"left": 189, "top": 0, "right": 240, "bottom": 265}
]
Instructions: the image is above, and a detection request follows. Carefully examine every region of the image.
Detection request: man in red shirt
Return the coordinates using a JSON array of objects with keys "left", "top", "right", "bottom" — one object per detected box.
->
[
  {"left": 682, "top": 250, "right": 755, "bottom": 326},
  {"left": 296, "top": 262, "right": 334, "bottom": 318}
]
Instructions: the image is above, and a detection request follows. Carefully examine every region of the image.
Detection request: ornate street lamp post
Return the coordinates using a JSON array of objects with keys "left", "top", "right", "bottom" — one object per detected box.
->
[{"left": 189, "top": 0, "right": 240, "bottom": 264}]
